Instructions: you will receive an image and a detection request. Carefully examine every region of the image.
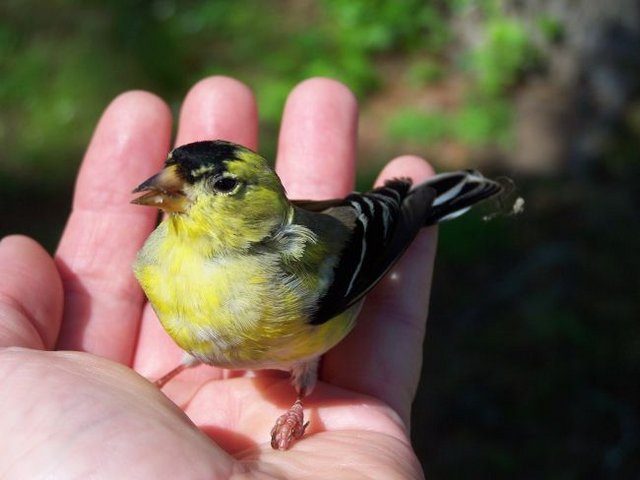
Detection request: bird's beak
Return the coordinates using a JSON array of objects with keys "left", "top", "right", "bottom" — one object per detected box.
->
[{"left": 131, "top": 164, "right": 188, "bottom": 213}]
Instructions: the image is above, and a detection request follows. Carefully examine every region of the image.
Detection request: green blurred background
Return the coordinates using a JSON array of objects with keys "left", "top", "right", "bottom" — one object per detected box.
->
[{"left": 1, "top": 0, "right": 639, "bottom": 476}]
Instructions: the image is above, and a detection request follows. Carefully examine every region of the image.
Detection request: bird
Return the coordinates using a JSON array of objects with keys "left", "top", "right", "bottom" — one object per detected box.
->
[{"left": 131, "top": 140, "right": 503, "bottom": 450}]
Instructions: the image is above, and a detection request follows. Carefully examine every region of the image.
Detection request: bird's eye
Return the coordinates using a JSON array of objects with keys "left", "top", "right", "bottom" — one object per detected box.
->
[{"left": 211, "top": 175, "right": 239, "bottom": 194}]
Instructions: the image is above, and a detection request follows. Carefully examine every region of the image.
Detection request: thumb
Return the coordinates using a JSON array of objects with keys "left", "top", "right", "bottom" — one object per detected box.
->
[{"left": 0, "top": 236, "right": 63, "bottom": 349}]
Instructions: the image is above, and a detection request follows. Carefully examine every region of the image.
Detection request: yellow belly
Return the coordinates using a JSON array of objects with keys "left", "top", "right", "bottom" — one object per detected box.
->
[{"left": 134, "top": 231, "right": 357, "bottom": 369}]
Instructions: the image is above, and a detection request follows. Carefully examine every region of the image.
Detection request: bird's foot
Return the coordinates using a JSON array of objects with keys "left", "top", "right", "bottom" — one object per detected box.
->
[{"left": 270, "top": 399, "right": 309, "bottom": 450}]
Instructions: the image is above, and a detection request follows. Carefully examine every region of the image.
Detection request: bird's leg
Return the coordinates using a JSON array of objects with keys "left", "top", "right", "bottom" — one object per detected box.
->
[
  {"left": 270, "top": 359, "right": 319, "bottom": 450},
  {"left": 154, "top": 354, "right": 201, "bottom": 388}
]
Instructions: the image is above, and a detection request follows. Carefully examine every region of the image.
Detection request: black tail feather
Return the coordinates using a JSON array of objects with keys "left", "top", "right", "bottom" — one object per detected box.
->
[{"left": 418, "top": 170, "right": 503, "bottom": 225}]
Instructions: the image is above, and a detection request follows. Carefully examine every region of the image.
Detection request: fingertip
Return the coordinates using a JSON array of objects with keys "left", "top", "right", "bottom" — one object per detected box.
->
[
  {"left": 187, "top": 76, "right": 255, "bottom": 101},
  {"left": 0, "top": 235, "right": 63, "bottom": 349},
  {"left": 286, "top": 77, "right": 358, "bottom": 113},
  {"left": 176, "top": 76, "right": 258, "bottom": 149},
  {"left": 277, "top": 77, "right": 358, "bottom": 199},
  {"left": 375, "top": 155, "right": 436, "bottom": 187},
  {"left": 75, "top": 89, "right": 173, "bottom": 211},
  {"left": 0, "top": 234, "right": 45, "bottom": 254},
  {"left": 107, "top": 90, "right": 172, "bottom": 119},
  {"left": 96, "top": 91, "right": 173, "bottom": 152}
]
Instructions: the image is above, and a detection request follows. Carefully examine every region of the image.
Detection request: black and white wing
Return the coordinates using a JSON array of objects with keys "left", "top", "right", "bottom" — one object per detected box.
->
[{"left": 295, "top": 170, "right": 502, "bottom": 325}]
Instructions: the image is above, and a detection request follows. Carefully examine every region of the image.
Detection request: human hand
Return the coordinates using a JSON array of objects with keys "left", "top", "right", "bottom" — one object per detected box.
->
[{"left": 0, "top": 77, "right": 434, "bottom": 478}]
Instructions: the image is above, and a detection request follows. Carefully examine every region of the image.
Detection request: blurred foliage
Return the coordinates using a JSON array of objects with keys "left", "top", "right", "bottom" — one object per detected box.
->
[
  {"left": 468, "top": 14, "right": 539, "bottom": 97},
  {"left": 388, "top": 98, "right": 512, "bottom": 147},
  {"left": 387, "top": 109, "right": 449, "bottom": 144},
  {"left": 536, "top": 14, "right": 566, "bottom": 43},
  {"left": 1, "top": 0, "right": 639, "bottom": 477},
  {"left": 386, "top": 1, "right": 539, "bottom": 149},
  {"left": 1, "top": 0, "right": 536, "bottom": 182},
  {"left": 0, "top": 0, "right": 455, "bottom": 184},
  {"left": 451, "top": 98, "right": 512, "bottom": 147}
]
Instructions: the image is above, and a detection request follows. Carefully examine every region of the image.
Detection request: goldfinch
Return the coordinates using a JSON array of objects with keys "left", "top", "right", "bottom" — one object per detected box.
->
[{"left": 132, "top": 140, "right": 502, "bottom": 450}]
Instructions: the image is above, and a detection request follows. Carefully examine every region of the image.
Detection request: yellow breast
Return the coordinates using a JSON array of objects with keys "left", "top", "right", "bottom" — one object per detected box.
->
[{"left": 133, "top": 223, "right": 356, "bottom": 369}]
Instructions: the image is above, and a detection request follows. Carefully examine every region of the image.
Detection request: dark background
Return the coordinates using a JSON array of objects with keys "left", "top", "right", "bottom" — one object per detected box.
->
[{"left": 1, "top": 1, "right": 639, "bottom": 477}]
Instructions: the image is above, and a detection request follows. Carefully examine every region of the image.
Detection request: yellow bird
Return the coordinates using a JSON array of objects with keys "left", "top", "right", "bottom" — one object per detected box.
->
[{"left": 132, "top": 140, "right": 502, "bottom": 449}]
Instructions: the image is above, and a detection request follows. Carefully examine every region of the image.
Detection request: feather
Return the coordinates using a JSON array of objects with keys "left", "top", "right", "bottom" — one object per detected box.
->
[{"left": 298, "top": 171, "right": 502, "bottom": 325}]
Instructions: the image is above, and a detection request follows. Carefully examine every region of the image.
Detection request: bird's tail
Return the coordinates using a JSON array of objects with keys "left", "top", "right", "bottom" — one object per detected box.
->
[{"left": 421, "top": 170, "right": 503, "bottom": 225}]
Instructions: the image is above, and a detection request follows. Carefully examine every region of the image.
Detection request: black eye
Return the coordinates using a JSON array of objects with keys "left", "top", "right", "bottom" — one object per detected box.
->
[{"left": 211, "top": 175, "right": 239, "bottom": 194}]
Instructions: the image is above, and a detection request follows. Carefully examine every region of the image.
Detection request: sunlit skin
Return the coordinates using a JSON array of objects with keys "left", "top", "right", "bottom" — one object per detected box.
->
[{"left": 0, "top": 77, "right": 434, "bottom": 478}]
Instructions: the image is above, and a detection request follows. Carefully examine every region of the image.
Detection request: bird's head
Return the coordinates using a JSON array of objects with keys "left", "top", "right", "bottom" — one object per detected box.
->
[{"left": 132, "top": 140, "right": 290, "bottom": 248}]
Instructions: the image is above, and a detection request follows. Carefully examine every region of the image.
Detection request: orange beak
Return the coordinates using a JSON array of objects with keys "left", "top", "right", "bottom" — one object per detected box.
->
[{"left": 131, "top": 164, "right": 188, "bottom": 213}]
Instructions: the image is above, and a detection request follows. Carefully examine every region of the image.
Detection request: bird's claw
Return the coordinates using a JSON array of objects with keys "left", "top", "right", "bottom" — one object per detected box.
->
[{"left": 270, "top": 399, "right": 308, "bottom": 450}]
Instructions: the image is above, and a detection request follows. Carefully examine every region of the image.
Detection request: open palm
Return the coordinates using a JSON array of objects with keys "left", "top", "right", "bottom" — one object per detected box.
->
[{"left": 0, "top": 77, "right": 435, "bottom": 479}]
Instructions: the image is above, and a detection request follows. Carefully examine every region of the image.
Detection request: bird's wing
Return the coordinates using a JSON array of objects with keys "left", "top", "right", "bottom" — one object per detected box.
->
[
  {"left": 298, "top": 170, "right": 502, "bottom": 325},
  {"left": 300, "top": 179, "right": 436, "bottom": 325}
]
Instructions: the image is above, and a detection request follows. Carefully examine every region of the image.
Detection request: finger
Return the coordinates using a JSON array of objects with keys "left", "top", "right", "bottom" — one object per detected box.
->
[
  {"left": 0, "top": 236, "right": 63, "bottom": 349},
  {"left": 322, "top": 155, "right": 437, "bottom": 428},
  {"left": 55, "top": 91, "right": 172, "bottom": 362},
  {"left": 134, "top": 77, "right": 259, "bottom": 377},
  {"left": 276, "top": 78, "right": 358, "bottom": 198},
  {"left": 175, "top": 76, "right": 259, "bottom": 149}
]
